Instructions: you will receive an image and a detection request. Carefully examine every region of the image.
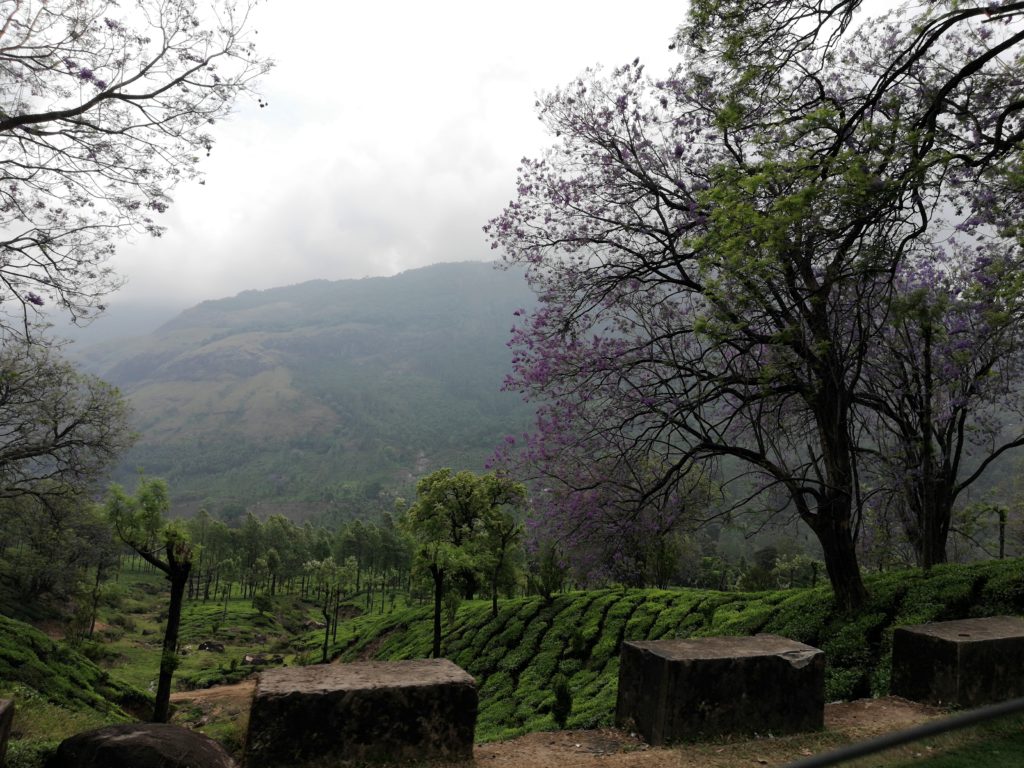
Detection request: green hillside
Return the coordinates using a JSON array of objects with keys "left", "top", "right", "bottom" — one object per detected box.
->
[
  {"left": 0, "top": 615, "right": 151, "bottom": 766},
  {"left": 75, "top": 262, "right": 535, "bottom": 512},
  {"left": 329, "top": 560, "right": 1024, "bottom": 742}
]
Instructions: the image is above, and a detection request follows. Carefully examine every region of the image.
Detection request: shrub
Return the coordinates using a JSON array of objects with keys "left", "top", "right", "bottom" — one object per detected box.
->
[{"left": 551, "top": 674, "right": 572, "bottom": 729}]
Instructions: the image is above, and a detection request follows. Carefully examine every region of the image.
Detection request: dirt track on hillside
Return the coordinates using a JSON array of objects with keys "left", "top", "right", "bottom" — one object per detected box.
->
[{"left": 171, "top": 682, "right": 943, "bottom": 767}]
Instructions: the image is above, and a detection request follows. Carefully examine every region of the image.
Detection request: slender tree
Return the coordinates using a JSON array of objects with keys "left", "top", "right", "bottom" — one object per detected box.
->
[{"left": 106, "top": 478, "right": 191, "bottom": 723}]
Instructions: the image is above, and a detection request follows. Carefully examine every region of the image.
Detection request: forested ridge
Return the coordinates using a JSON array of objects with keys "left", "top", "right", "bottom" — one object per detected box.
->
[{"left": 71, "top": 262, "right": 535, "bottom": 514}]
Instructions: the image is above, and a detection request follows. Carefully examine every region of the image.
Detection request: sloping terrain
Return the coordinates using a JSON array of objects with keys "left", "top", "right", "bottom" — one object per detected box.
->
[{"left": 75, "top": 262, "right": 535, "bottom": 512}]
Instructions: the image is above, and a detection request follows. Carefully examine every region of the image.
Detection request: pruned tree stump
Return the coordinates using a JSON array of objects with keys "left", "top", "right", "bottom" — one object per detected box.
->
[
  {"left": 616, "top": 635, "right": 825, "bottom": 743},
  {"left": 891, "top": 615, "right": 1024, "bottom": 707},
  {"left": 243, "top": 659, "right": 477, "bottom": 767},
  {"left": 0, "top": 699, "right": 13, "bottom": 767}
]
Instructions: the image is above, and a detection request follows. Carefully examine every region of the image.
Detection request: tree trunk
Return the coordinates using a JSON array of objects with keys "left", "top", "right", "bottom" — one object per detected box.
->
[
  {"left": 813, "top": 513, "right": 867, "bottom": 612},
  {"left": 153, "top": 561, "right": 190, "bottom": 723},
  {"left": 430, "top": 564, "right": 443, "bottom": 659},
  {"left": 919, "top": 498, "right": 950, "bottom": 570},
  {"left": 88, "top": 563, "right": 104, "bottom": 638},
  {"left": 322, "top": 599, "right": 331, "bottom": 664}
]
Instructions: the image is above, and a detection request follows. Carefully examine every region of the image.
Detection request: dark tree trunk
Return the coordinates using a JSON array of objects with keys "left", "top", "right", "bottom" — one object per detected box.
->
[
  {"left": 812, "top": 510, "right": 867, "bottom": 613},
  {"left": 919, "top": 495, "right": 951, "bottom": 570},
  {"left": 322, "top": 598, "right": 331, "bottom": 664},
  {"left": 430, "top": 564, "right": 443, "bottom": 659},
  {"left": 153, "top": 559, "right": 190, "bottom": 723}
]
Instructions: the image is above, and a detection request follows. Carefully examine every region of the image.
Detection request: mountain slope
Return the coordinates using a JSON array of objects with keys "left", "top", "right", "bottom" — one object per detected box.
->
[{"left": 78, "top": 262, "right": 536, "bottom": 513}]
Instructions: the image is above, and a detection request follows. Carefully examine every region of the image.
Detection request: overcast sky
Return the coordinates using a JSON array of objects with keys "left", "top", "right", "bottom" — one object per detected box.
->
[{"left": 97, "top": 1, "right": 686, "bottom": 324}]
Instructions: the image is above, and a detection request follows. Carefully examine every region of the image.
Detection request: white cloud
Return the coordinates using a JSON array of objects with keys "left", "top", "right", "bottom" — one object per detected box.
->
[{"left": 109, "top": 1, "right": 687, "bottom": 306}]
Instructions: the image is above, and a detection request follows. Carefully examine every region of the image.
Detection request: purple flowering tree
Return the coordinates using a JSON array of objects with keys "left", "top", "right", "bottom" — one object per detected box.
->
[
  {"left": 487, "top": 2, "right": 1024, "bottom": 610},
  {"left": 0, "top": 0, "right": 271, "bottom": 339},
  {"left": 861, "top": 243, "right": 1024, "bottom": 568}
]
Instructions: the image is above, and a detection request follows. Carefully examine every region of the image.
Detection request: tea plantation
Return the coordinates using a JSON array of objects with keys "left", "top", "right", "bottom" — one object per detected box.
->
[
  {"left": 3, "top": 558, "right": 1024, "bottom": 763},
  {"left": 331, "top": 559, "right": 1024, "bottom": 741}
]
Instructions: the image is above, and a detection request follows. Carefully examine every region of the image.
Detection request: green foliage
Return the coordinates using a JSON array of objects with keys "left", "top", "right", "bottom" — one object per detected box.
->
[
  {"left": 5, "top": 739, "right": 60, "bottom": 768},
  {"left": 0, "top": 616, "right": 148, "bottom": 718}
]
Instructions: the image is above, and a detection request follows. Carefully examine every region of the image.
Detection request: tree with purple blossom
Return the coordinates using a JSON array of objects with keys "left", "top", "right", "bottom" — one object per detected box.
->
[
  {"left": 861, "top": 242, "right": 1024, "bottom": 568},
  {"left": 0, "top": 0, "right": 270, "bottom": 340},
  {"left": 487, "top": 1, "right": 1024, "bottom": 610}
]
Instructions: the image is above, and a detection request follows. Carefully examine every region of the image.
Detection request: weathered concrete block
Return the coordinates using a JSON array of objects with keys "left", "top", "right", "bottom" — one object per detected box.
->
[
  {"left": 615, "top": 635, "right": 824, "bottom": 744},
  {"left": 50, "top": 723, "right": 235, "bottom": 768},
  {"left": 891, "top": 615, "right": 1024, "bottom": 707},
  {"left": 244, "top": 659, "right": 477, "bottom": 767},
  {"left": 0, "top": 699, "right": 13, "bottom": 768}
]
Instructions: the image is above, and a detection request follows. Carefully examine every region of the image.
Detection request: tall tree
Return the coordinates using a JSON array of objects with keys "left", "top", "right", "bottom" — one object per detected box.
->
[
  {"left": 106, "top": 477, "right": 190, "bottom": 723},
  {"left": 404, "top": 469, "right": 525, "bottom": 657},
  {"left": 487, "top": 2, "right": 1024, "bottom": 610},
  {"left": 0, "top": 0, "right": 270, "bottom": 337},
  {"left": 862, "top": 248, "right": 1024, "bottom": 567}
]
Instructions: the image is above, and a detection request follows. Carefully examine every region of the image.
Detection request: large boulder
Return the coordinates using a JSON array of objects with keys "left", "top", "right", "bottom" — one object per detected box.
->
[
  {"left": 244, "top": 659, "right": 477, "bottom": 767},
  {"left": 49, "top": 723, "right": 235, "bottom": 768},
  {"left": 616, "top": 635, "right": 825, "bottom": 744},
  {"left": 1, "top": 699, "right": 13, "bottom": 767},
  {"left": 891, "top": 615, "right": 1024, "bottom": 707}
]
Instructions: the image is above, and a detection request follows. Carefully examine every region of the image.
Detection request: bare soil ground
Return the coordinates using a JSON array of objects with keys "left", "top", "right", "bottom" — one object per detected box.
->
[{"left": 171, "top": 683, "right": 943, "bottom": 767}]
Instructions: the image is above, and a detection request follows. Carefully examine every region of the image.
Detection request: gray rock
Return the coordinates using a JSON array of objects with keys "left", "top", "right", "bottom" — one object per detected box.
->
[
  {"left": 244, "top": 659, "right": 477, "bottom": 767},
  {"left": 1, "top": 699, "right": 14, "bottom": 768},
  {"left": 891, "top": 615, "right": 1024, "bottom": 707},
  {"left": 616, "top": 635, "right": 824, "bottom": 744},
  {"left": 49, "top": 723, "right": 235, "bottom": 768}
]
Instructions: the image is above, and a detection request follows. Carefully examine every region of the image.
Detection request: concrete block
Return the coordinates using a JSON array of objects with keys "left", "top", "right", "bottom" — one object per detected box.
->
[
  {"left": 891, "top": 615, "right": 1024, "bottom": 707},
  {"left": 615, "top": 635, "right": 824, "bottom": 743},
  {"left": 244, "top": 659, "right": 477, "bottom": 767}
]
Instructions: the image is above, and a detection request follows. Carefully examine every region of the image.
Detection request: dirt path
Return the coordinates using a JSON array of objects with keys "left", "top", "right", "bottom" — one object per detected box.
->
[{"left": 170, "top": 682, "right": 943, "bottom": 767}]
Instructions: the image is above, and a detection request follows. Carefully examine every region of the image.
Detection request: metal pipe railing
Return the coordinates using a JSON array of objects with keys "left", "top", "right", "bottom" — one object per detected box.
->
[{"left": 781, "top": 696, "right": 1024, "bottom": 768}]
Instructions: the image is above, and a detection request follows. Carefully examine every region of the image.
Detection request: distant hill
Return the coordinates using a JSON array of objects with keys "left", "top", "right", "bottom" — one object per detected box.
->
[{"left": 77, "top": 262, "right": 536, "bottom": 515}]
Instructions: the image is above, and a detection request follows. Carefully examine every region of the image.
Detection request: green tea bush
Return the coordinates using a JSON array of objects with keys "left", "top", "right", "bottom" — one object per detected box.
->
[
  {"left": 325, "top": 559, "right": 1024, "bottom": 742},
  {"left": 5, "top": 740, "right": 59, "bottom": 768}
]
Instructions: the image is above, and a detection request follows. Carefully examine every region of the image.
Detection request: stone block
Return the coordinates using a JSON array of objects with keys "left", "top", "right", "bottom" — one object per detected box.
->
[
  {"left": 615, "top": 635, "right": 824, "bottom": 744},
  {"left": 0, "top": 699, "right": 13, "bottom": 768},
  {"left": 243, "top": 659, "right": 477, "bottom": 767},
  {"left": 891, "top": 615, "right": 1024, "bottom": 707}
]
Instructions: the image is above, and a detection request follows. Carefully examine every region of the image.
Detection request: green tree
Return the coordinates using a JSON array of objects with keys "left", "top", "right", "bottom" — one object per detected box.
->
[
  {"left": 106, "top": 478, "right": 191, "bottom": 723},
  {"left": 404, "top": 469, "right": 525, "bottom": 656},
  {"left": 304, "top": 555, "right": 357, "bottom": 662},
  {"left": 0, "top": 493, "right": 116, "bottom": 609},
  {"left": 478, "top": 477, "right": 527, "bottom": 616},
  {"left": 0, "top": 342, "right": 133, "bottom": 503}
]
